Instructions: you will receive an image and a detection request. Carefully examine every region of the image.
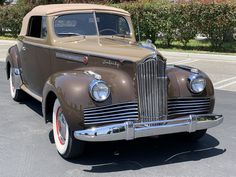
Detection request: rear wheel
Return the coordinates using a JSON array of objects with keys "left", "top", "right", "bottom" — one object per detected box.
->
[
  {"left": 9, "top": 67, "right": 25, "bottom": 101},
  {"left": 53, "top": 98, "right": 85, "bottom": 159}
]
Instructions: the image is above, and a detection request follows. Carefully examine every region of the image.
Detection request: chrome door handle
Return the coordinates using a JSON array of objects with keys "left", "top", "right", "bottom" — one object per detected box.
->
[{"left": 22, "top": 46, "right": 27, "bottom": 51}]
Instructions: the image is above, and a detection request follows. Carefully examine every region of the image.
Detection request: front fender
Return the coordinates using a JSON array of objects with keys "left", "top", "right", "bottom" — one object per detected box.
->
[
  {"left": 167, "top": 65, "right": 215, "bottom": 112},
  {"left": 43, "top": 67, "right": 137, "bottom": 131}
]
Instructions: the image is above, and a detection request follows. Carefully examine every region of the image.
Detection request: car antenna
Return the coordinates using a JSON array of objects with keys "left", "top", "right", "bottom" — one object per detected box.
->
[{"left": 137, "top": 15, "right": 141, "bottom": 42}]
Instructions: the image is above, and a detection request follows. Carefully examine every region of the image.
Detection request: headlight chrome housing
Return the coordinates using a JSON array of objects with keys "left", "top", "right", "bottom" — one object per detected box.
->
[
  {"left": 188, "top": 74, "right": 206, "bottom": 93},
  {"left": 89, "top": 80, "right": 110, "bottom": 102}
]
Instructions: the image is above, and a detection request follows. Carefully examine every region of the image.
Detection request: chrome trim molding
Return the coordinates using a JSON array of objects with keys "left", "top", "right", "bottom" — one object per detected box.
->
[
  {"left": 56, "top": 52, "right": 85, "bottom": 63},
  {"left": 74, "top": 114, "right": 223, "bottom": 142}
]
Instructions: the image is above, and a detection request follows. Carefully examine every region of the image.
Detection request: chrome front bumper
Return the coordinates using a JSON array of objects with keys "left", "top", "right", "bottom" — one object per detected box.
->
[{"left": 74, "top": 114, "right": 223, "bottom": 142}]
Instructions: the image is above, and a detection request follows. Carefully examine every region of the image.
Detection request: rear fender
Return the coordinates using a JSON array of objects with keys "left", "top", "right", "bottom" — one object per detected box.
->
[{"left": 5, "top": 45, "right": 22, "bottom": 89}]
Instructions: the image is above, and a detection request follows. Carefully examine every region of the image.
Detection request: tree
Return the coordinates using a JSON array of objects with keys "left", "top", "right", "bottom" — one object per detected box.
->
[{"left": 0, "top": 0, "right": 5, "bottom": 5}]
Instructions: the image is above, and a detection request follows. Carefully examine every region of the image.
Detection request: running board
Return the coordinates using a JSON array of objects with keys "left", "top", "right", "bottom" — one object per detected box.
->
[{"left": 21, "top": 84, "right": 42, "bottom": 102}]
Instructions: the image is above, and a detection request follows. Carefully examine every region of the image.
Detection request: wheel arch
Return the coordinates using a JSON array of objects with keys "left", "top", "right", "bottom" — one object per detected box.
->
[
  {"left": 43, "top": 90, "right": 57, "bottom": 123},
  {"left": 6, "top": 45, "right": 22, "bottom": 80}
]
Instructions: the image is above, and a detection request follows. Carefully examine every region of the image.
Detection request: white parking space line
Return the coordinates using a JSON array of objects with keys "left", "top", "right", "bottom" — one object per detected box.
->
[
  {"left": 214, "top": 76, "right": 236, "bottom": 87},
  {"left": 203, "top": 59, "right": 236, "bottom": 63},
  {"left": 168, "top": 59, "right": 192, "bottom": 64},
  {"left": 168, "top": 59, "right": 199, "bottom": 65},
  {"left": 178, "top": 59, "right": 200, "bottom": 64},
  {"left": 215, "top": 80, "right": 236, "bottom": 89}
]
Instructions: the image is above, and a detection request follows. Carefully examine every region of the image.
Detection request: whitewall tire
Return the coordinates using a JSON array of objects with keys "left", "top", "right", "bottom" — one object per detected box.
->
[
  {"left": 53, "top": 99, "right": 69, "bottom": 155},
  {"left": 9, "top": 68, "right": 16, "bottom": 98},
  {"left": 52, "top": 98, "right": 85, "bottom": 159}
]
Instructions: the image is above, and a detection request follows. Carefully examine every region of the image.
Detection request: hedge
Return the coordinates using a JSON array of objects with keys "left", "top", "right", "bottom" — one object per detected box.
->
[
  {"left": 0, "top": 2, "right": 235, "bottom": 48},
  {"left": 117, "top": 2, "right": 236, "bottom": 47},
  {"left": 0, "top": 4, "right": 32, "bottom": 37}
]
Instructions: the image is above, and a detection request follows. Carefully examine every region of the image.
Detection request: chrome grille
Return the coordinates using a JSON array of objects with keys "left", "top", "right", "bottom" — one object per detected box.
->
[
  {"left": 137, "top": 57, "right": 167, "bottom": 122},
  {"left": 168, "top": 98, "right": 211, "bottom": 117},
  {"left": 84, "top": 102, "right": 138, "bottom": 125}
]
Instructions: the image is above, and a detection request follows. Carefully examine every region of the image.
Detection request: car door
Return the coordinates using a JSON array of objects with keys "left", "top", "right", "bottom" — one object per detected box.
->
[{"left": 20, "top": 16, "right": 51, "bottom": 96}]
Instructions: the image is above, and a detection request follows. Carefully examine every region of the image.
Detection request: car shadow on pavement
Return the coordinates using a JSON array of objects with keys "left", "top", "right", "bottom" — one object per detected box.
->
[
  {"left": 19, "top": 94, "right": 226, "bottom": 173},
  {"left": 19, "top": 96, "right": 43, "bottom": 117},
  {"left": 68, "top": 133, "right": 226, "bottom": 173}
]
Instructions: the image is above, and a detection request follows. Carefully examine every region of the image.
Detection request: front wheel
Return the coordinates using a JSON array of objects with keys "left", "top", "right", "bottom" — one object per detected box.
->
[{"left": 53, "top": 99, "right": 85, "bottom": 159}]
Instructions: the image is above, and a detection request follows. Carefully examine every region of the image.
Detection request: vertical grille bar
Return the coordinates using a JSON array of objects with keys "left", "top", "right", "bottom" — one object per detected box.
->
[{"left": 137, "top": 57, "right": 167, "bottom": 122}]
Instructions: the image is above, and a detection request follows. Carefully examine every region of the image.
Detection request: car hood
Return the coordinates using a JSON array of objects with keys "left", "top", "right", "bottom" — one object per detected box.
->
[{"left": 54, "top": 37, "right": 157, "bottom": 62}]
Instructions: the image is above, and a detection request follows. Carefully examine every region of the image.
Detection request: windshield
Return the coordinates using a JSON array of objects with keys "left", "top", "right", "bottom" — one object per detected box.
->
[
  {"left": 96, "top": 13, "right": 131, "bottom": 37},
  {"left": 54, "top": 12, "right": 131, "bottom": 37}
]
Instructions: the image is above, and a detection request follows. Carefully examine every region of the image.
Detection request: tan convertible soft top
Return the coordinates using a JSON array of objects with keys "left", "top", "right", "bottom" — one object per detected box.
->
[{"left": 20, "top": 4, "right": 130, "bottom": 36}]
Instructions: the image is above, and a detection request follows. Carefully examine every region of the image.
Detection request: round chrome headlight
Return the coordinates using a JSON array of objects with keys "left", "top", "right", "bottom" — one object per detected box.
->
[
  {"left": 89, "top": 80, "right": 110, "bottom": 102},
  {"left": 189, "top": 75, "right": 206, "bottom": 93}
]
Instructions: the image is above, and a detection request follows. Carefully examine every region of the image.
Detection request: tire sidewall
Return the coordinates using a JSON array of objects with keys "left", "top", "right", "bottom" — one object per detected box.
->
[
  {"left": 9, "top": 67, "right": 16, "bottom": 98},
  {"left": 53, "top": 99, "right": 70, "bottom": 155}
]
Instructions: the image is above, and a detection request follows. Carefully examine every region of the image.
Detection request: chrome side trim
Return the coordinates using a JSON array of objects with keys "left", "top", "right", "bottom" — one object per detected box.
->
[
  {"left": 56, "top": 52, "right": 85, "bottom": 63},
  {"left": 74, "top": 114, "right": 223, "bottom": 142},
  {"left": 21, "top": 84, "right": 42, "bottom": 102}
]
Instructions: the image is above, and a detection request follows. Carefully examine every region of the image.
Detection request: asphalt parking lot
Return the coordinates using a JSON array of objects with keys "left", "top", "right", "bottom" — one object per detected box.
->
[{"left": 0, "top": 41, "right": 236, "bottom": 177}]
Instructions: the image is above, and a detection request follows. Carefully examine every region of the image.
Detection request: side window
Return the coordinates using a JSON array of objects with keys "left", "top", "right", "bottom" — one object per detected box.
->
[
  {"left": 27, "top": 16, "right": 47, "bottom": 39},
  {"left": 41, "top": 17, "right": 47, "bottom": 38}
]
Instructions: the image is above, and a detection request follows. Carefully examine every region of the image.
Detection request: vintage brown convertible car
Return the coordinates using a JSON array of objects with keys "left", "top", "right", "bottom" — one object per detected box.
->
[{"left": 6, "top": 4, "right": 223, "bottom": 158}]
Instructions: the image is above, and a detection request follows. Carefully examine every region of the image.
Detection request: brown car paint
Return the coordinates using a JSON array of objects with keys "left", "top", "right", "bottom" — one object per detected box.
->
[{"left": 6, "top": 5, "right": 215, "bottom": 131}]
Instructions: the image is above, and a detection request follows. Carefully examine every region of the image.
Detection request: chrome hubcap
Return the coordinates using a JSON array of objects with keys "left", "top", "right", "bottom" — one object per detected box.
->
[{"left": 56, "top": 107, "right": 67, "bottom": 145}]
